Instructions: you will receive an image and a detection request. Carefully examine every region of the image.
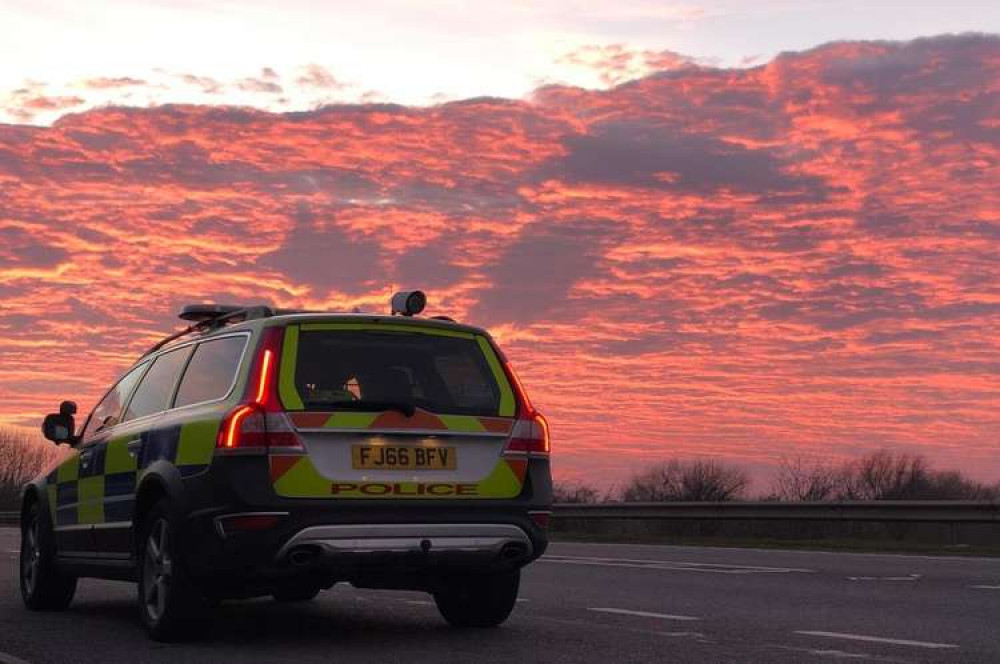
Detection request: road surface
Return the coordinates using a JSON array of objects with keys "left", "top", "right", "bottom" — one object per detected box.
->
[{"left": 1, "top": 528, "right": 998, "bottom": 663}]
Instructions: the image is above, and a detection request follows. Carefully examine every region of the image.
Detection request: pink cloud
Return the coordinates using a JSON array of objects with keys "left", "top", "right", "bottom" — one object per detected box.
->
[{"left": 0, "top": 35, "right": 998, "bottom": 487}]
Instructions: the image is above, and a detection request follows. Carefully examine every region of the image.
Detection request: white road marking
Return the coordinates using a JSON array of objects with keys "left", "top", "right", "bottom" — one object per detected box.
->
[
  {"left": 776, "top": 646, "right": 903, "bottom": 662},
  {"left": 542, "top": 554, "right": 813, "bottom": 574},
  {"left": 796, "top": 631, "right": 959, "bottom": 650},
  {"left": 589, "top": 607, "right": 700, "bottom": 622},
  {"left": 0, "top": 651, "right": 33, "bottom": 664},
  {"left": 969, "top": 584, "right": 1000, "bottom": 590},
  {"left": 558, "top": 540, "right": 1000, "bottom": 563},
  {"left": 404, "top": 598, "right": 528, "bottom": 606},
  {"left": 537, "top": 615, "right": 707, "bottom": 641},
  {"left": 847, "top": 574, "right": 921, "bottom": 582}
]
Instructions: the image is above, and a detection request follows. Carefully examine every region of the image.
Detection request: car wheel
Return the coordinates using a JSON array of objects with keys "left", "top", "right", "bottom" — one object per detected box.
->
[
  {"left": 434, "top": 569, "right": 520, "bottom": 628},
  {"left": 20, "top": 503, "right": 77, "bottom": 611},
  {"left": 137, "top": 500, "right": 207, "bottom": 641},
  {"left": 272, "top": 584, "right": 322, "bottom": 602}
]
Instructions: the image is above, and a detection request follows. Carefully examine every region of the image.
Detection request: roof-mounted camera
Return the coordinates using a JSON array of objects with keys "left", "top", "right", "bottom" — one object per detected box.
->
[{"left": 391, "top": 290, "right": 426, "bottom": 317}]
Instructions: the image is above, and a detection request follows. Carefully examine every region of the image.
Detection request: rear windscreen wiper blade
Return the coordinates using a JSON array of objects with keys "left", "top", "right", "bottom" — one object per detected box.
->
[{"left": 304, "top": 399, "right": 416, "bottom": 417}]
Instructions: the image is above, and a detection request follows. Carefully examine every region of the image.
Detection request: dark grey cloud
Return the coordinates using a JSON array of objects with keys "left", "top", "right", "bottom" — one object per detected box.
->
[
  {"left": 257, "top": 201, "right": 383, "bottom": 293},
  {"left": 393, "top": 244, "right": 467, "bottom": 289},
  {"left": 471, "top": 219, "right": 622, "bottom": 324},
  {"left": 549, "top": 122, "right": 829, "bottom": 200},
  {"left": 0, "top": 227, "right": 67, "bottom": 267}
]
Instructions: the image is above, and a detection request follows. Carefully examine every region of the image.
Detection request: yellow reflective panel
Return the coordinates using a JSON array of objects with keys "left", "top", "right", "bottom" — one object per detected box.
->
[
  {"left": 476, "top": 337, "right": 516, "bottom": 417},
  {"left": 176, "top": 419, "right": 220, "bottom": 466},
  {"left": 279, "top": 325, "right": 305, "bottom": 410},
  {"left": 56, "top": 452, "right": 80, "bottom": 484},
  {"left": 77, "top": 476, "right": 105, "bottom": 524},
  {"left": 105, "top": 436, "right": 138, "bottom": 475}
]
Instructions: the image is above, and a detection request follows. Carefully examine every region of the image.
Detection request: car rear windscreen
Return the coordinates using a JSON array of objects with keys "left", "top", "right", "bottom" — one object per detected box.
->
[{"left": 291, "top": 329, "right": 505, "bottom": 416}]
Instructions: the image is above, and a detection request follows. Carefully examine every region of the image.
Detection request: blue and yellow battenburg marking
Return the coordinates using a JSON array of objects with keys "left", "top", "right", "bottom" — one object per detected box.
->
[{"left": 46, "top": 419, "right": 220, "bottom": 527}]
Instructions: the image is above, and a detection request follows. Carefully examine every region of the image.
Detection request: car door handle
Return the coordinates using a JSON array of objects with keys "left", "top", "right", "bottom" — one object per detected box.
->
[{"left": 126, "top": 439, "right": 142, "bottom": 457}]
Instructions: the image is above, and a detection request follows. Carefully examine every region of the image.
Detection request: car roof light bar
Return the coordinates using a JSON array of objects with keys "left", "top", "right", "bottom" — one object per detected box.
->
[{"left": 142, "top": 305, "right": 276, "bottom": 358}]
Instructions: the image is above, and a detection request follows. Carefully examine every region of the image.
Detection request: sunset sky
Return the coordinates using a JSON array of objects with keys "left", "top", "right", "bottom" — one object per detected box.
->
[{"left": 1, "top": 2, "right": 999, "bottom": 488}]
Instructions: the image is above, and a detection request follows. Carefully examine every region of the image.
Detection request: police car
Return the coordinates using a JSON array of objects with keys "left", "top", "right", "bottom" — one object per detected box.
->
[{"left": 20, "top": 292, "right": 552, "bottom": 641}]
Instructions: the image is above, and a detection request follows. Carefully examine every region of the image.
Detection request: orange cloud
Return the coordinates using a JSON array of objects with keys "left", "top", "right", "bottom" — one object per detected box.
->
[
  {"left": 295, "top": 64, "right": 341, "bottom": 89},
  {"left": 1, "top": 35, "right": 998, "bottom": 487},
  {"left": 83, "top": 76, "right": 148, "bottom": 89},
  {"left": 559, "top": 43, "right": 700, "bottom": 86}
]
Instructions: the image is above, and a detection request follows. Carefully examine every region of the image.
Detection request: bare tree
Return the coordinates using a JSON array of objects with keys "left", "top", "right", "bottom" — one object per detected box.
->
[
  {"left": 552, "top": 481, "right": 602, "bottom": 504},
  {"left": 837, "top": 450, "right": 932, "bottom": 500},
  {"left": 621, "top": 459, "right": 749, "bottom": 502},
  {"left": 0, "top": 426, "right": 64, "bottom": 510},
  {"left": 769, "top": 456, "right": 844, "bottom": 501},
  {"left": 915, "top": 470, "right": 999, "bottom": 500}
]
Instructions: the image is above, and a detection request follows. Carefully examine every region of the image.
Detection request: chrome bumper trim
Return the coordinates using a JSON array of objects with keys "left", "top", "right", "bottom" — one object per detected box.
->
[{"left": 276, "top": 523, "right": 532, "bottom": 560}]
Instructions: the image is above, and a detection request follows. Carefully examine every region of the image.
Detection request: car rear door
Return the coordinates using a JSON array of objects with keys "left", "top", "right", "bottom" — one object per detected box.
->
[{"left": 93, "top": 345, "right": 193, "bottom": 556}]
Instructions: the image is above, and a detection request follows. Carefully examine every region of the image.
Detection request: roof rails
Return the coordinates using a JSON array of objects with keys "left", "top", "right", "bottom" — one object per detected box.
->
[
  {"left": 142, "top": 304, "right": 278, "bottom": 358},
  {"left": 179, "top": 303, "right": 257, "bottom": 323}
]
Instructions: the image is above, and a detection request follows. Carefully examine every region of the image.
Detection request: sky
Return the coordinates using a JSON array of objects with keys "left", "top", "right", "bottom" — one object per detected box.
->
[
  {"left": 0, "top": 2, "right": 999, "bottom": 488},
  {"left": 4, "top": 0, "right": 1000, "bottom": 123}
]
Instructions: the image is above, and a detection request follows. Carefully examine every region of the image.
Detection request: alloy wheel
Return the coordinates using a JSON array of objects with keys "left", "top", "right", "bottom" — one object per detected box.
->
[
  {"left": 21, "top": 517, "right": 40, "bottom": 596},
  {"left": 142, "top": 518, "right": 173, "bottom": 622}
]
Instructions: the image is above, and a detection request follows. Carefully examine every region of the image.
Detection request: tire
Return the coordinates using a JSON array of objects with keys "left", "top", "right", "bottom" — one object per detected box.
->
[
  {"left": 434, "top": 569, "right": 520, "bottom": 628},
  {"left": 272, "top": 584, "right": 321, "bottom": 602},
  {"left": 137, "top": 500, "right": 207, "bottom": 642},
  {"left": 20, "top": 503, "right": 77, "bottom": 611}
]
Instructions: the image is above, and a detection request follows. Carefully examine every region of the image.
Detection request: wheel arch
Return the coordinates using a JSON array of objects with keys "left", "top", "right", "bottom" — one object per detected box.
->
[
  {"left": 133, "top": 461, "right": 185, "bottom": 541},
  {"left": 20, "top": 482, "right": 47, "bottom": 528}
]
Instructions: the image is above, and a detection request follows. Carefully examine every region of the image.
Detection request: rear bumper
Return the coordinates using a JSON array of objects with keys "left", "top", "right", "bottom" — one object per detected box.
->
[
  {"left": 181, "top": 505, "right": 547, "bottom": 591},
  {"left": 173, "top": 454, "right": 550, "bottom": 593},
  {"left": 277, "top": 523, "right": 533, "bottom": 566}
]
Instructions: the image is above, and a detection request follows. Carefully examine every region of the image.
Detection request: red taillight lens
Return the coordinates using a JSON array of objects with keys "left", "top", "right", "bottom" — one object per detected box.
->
[
  {"left": 499, "top": 356, "right": 550, "bottom": 456},
  {"left": 215, "top": 513, "right": 285, "bottom": 536},
  {"left": 503, "top": 359, "right": 535, "bottom": 415},
  {"left": 254, "top": 348, "right": 275, "bottom": 404},
  {"left": 506, "top": 412, "right": 550, "bottom": 455},
  {"left": 529, "top": 511, "right": 551, "bottom": 530},
  {"left": 216, "top": 327, "right": 303, "bottom": 452},
  {"left": 218, "top": 403, "right": 262, "bottom": 449}
]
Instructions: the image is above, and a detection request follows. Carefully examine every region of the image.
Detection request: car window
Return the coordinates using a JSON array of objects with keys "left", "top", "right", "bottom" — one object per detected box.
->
[
  {"left": 293, "top": 329, "right": 504, "bottom": 416},
  {"left": 81, "top": 362, "right": 148, "bottom": 440},
  {"left": 174, "top": 336, "right": 247, "bottom": 407},
  {"left": 123, "top": 347, "right": 192, "bottom": 422}
]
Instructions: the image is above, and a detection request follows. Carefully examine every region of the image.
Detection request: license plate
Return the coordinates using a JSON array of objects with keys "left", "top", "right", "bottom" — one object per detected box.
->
[{"left": 351, "top": 445, "right": 457, "bottom": 470}]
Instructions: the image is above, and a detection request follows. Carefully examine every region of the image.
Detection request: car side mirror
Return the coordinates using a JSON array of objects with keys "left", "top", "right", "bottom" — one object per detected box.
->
[{"left": 42, "top": 400, "right": 78, "bottom": 445}]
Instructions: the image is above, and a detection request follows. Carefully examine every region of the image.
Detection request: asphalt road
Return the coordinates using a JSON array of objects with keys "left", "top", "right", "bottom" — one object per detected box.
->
[{"left": 1, "top": 528, "right": 999, "bottom": 663}]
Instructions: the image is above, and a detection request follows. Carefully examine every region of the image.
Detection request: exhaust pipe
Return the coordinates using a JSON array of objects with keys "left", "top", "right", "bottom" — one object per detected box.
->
[
  {"left": 500, "top": 542, "right": 527, "bottom": 561},
  {"left": 288, "top": 545, "right": 321, "bottom": 567}
]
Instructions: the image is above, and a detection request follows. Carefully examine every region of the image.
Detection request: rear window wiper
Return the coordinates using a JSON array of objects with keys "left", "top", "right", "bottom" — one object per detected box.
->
[{"left": 303, "top": 399, "right": 416, "bottom": 417}]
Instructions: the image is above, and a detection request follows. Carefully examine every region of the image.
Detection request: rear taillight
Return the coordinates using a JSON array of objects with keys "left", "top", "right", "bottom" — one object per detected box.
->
[
  {"left": 217, "top": 327, "right": 304, "bottom": 453},
  {"left": 501, "top": 358, "right": 550, "bottom": 456},
  {"left": 529, "top": 511, "right": 551, "bottom": 530},
  {"left": 215, "top": 512, "right": 287, "bottom": 537},
  {"left": 506, "top": 412, "right": 550, "bottom": 455}
]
